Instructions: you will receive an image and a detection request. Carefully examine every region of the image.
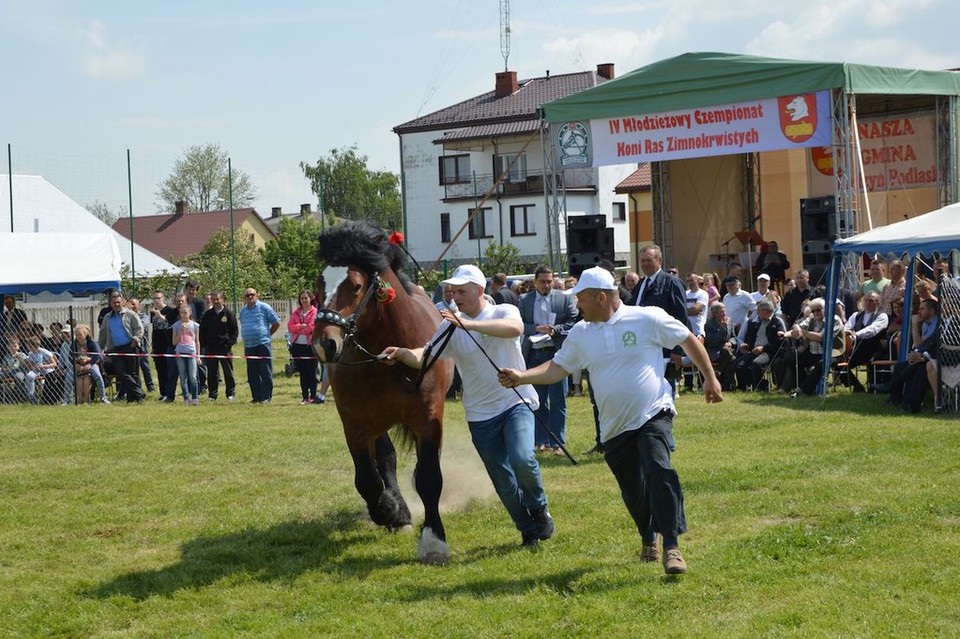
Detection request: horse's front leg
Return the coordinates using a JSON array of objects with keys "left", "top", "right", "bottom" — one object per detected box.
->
[
  {"left": 414, "top": 420, "right": 449, "bottom": 565},
  {"left": 374, "top": 434, "right": 412, "bottom": 530},
  {"left": 348, "top": 435, "right": 401, "bottom": 528}
]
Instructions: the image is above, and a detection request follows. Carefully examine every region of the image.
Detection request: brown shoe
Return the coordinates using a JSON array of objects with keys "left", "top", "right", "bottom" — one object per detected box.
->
[
  {"left": 662, "top": 547, "right": 687, "bottom": 574},
  {"left": 640, "top": 543, "right": 660, "bottom": 563}
]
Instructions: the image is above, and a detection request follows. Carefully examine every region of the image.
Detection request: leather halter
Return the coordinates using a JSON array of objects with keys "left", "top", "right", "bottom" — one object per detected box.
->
[{"left": 314, "top": 271, "right": 385, "bottom": 364}]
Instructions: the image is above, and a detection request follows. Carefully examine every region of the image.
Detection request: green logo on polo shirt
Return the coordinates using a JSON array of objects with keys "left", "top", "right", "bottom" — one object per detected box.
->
[{"left": 622, "top": 331, "right": 637, "bottom": 347}]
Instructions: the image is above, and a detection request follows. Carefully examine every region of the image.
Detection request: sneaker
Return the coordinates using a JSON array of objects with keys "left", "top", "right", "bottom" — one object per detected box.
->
[
  {"left": 300, "top": 399, "right": 311, "bottom": 405},
  {"left": 227, "top": 395, "right": 235, "bottom": 401},
  {"left": 160, "top": 396, "right": 174, "bottom": 403},
  {"left": 184, "top": 399, "right": 190, "bottom": 405},
  {"left": 100, "top": 397, "right": 111, "bottom": 404},
  {"left": 521, "top": 532, "right": 540, "bottom": 547},
  {"left": 314, "top": 395, "right": 326, "bottom": 404},
  {"left": 531, "top": 507, "right": 555, "bottom": 540},
  {"left": 640, "top": 537, "right": 660, "bottom": 563},
  {"left": 662, "top": 547, "right": 687, "bottom": 574},
  {"left": 191, "top": 399, "right": 199, "bottom": 405}
]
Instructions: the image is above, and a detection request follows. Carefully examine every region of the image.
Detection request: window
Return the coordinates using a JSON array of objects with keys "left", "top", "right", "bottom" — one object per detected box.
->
[
  {"left": 440, "top": 212, "right": 451, "bottom": 243},
  {"left": 494, "top": 153, "right": 528, "bottom": 182},
  {"left": 468, "top": 207, "right": 493, "bottom": 239},
  {"left": 510, "top": 204, "right": 536, "bottom": 236},
  {"left": 439, "top": 154, "right": 471, "bottom": 185},
  {"left": 613, "top": 201, "right": 626, "bottom": 222}
]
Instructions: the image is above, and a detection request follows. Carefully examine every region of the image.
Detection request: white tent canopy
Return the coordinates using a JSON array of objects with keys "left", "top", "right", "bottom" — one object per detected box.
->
[
  {"left": 820, "top": 202, "right": 960, "bottom": 392},
  {"left": 1, "top": 174, "right": 181, "bottom": 277},
  {"left": 0, "top": 232, "right": 122, "bottom": 295}
]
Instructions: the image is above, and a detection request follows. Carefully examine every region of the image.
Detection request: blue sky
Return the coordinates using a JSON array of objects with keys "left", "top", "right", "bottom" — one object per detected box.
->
[{"left": 1, "top": 0, "right": 957, "bottom": 219}]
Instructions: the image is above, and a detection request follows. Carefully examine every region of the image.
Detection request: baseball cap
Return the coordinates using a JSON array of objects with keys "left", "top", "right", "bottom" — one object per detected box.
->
[
  {"left": 757, "top": 273, "right": 770, "bottom": 281},
  {"left": 570, "top": 266, "right": 618, "bottom": 295},
  {"left": 441, "top": 264, "right": 486, "bottom": 288}
]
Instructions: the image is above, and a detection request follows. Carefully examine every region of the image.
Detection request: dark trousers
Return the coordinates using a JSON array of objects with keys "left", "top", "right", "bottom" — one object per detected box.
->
[
  {"left": 204, "top": 347, "right": 235, "bottom": 399},
  {"left": 290, "top": 343, "right": 317, "bottom": 400},
  {"left": 154, "top": 351, "right": 170, "bottom": 398},
  {"left": 111, "top": 343, "right": 145, "bottom": 402},
  {"left": 138, "top": 346, "right": 154, "bottom": 390},
  {"left": 245, "top": 344, "right": 273, "bottom": 402},
  {"left": 529, "top": 347, "right": 567, "bottom": 447},
  {"left": 889, "top": 360, "right": 930, "bottom": 409},
  {"left": 603, "top": 410, "right": 686, "bottom": 542}
]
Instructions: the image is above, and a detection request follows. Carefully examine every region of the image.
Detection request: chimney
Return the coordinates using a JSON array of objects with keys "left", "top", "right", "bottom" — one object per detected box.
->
[
  {"left": 174, "top": 200, "right": 187, "bottom": 216},
  {"left": 597, "top": 63, "right": 615, "bottom": 80},
  {"left": 495, "top": 70, "right": 519, "bottom": 97},
  {"left": 300, "top": 203, "right": 311, "bottom": 216},
  {"left": 271, "top": 206, "right": 282, "bottom": 219}
]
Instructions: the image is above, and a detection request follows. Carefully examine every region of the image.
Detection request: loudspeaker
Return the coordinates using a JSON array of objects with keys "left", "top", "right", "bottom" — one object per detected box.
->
[
  {"left": 569, "top": 253, "right": 602, "bottom": 278},
  {"left": 800, "top": 196, "right": 837, "bottom": 242},
  {"left": 568, "top": 214, "right": 605, "bottom": 231}
]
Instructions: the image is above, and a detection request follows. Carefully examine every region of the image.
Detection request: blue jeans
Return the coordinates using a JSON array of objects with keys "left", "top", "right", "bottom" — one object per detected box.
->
[
  {"left": 176, "top": 353, "right": 199, "bottom": 400},
  {"left": 468, "top": 403, "right": 547, "bottom": 535},
  {"left": 528, "top": 348, "right": 567, "bottom": 447},
  {"left": 245, "top": 344, "right": 273, "bottom": 402}
]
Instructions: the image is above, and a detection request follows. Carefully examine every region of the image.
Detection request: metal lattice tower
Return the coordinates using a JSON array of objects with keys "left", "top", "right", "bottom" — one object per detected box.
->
[{"left": 500, "top": 0, "right": 510, "bottom": 71}]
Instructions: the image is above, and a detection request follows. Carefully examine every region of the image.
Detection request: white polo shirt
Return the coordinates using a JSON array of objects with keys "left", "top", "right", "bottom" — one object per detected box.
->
[
  {"left": 430, "top": 302, "right": 539, "bottom": 422},
  {"left": 553, "top": 304, "right": 689, "bottom": 443}
]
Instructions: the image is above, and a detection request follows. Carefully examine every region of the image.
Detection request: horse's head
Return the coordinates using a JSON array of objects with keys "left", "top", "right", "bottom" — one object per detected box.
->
[{"left": 312, "top": 267, "right": 370, "bottom": 363}]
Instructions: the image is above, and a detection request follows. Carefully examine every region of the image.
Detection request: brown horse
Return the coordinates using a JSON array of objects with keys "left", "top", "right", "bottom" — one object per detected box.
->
[{"left": 312, "top": 221, "right": 453, "bottom": 564}]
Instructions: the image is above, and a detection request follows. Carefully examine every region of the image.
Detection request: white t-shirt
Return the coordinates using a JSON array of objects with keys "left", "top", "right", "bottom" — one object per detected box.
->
[
  {"left": 430, "top": 302, "right": 539, "bottom": 421},
  {"left": 723, "top": 289, "right": 756, "bottom": 330},
  {"left": 686, "top": 288, "right": 709, "bottom": 336},
  {"left": 553, "top": 304, "right": 689, "bottom": 443}
]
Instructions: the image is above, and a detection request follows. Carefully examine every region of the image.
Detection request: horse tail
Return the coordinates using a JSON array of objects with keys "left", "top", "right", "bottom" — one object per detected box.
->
[{"left": 390, "top": 423, "right": 419, "bottom": 453}]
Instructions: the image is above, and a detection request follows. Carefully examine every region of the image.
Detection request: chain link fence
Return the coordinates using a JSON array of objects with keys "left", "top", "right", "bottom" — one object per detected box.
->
[{"left": 937, "top": 276, "right": 960, "bottom": 413}]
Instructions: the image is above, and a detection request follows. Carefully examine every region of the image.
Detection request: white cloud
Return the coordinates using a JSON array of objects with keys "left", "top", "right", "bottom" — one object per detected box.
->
[{"left": 76, "top": 20, "right": 146, "bottom": 80}]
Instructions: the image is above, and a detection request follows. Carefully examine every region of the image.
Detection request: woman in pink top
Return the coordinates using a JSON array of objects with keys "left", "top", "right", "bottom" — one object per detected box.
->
[{"left": 288, "top": 290, "right": 319, "bottom": 404}]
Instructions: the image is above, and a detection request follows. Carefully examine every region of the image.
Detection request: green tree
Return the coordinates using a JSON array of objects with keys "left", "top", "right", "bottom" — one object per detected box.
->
[
  {"left": 263, "top": 216, "right": 325, "bottom": 298},
  {"left": 483, "top": 241, "right": 522, "bottom": 276},
  {"left": 180, "top": 228, "right": 273, "bottom": 302},
  {"left": 119, "top": 265, "right": 182, "bottom": 301},
  {"left": 156, "top": 143, "right": 258, "bottom": 213},
  {"left": 300, "top": 145, "right": 401, "bottom": 230}
]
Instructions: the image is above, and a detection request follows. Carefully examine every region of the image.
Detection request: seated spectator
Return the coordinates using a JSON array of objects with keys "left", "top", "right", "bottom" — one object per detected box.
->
[
  {"left": 843, "top": 292, "right": 889, "bottom": 392},
  {"left": 703, "top": 302, "right": 736, "bottom": 390},
  {"left": 887, "top": 298, "right": 905, "bottom": 353},
  {"left": 23, "top": 335, "right": 57, "bottom": 404},
  {"left": 754, "top": 240, "right": 790, "bottom": 288},
  {"left": 872, "top": 299, "right": 940, "bottom": 412},
  {"left": 774, "top": 298, "right": 844, "bottom": 396},
  {"left": 878, "top": 260, "right": 906, "bottom": 316},
  {"left": 0, "top": 334, "right": 29, "bottom": 402},
  {"left": 73, "top": 324, "right": 110, "bottom": 404},
  {"left": 733, "top": 299, "right": 786, "bottom": 391}
]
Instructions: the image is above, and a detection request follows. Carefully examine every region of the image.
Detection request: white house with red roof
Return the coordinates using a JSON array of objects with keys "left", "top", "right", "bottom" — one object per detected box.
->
[{"left": 394, "top": 64, "right": 636, "bottom": 273}]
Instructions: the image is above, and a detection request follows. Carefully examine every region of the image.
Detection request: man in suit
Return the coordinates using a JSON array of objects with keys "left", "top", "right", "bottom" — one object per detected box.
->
[
  {"left": 873, "top": 299, "right": 940, "bottom": 412},
  {"left": 491, "top": 273, "right": 519, "bottom": 306},
  {"left": 519, "top": 265, "right": 578, "bottom": 454},
  {"left": 632, "top": 245, "right": 691, "bottom": 377},
  {"left": 733, "top": 300, "right": 786, "bottom": 391}
]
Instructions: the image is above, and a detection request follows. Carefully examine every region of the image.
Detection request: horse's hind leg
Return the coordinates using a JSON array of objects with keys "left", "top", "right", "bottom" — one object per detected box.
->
[
  {"left": 374, "top": 434, "right": 412, "bottom": 529},
  {"left": 415, "top": 435, "right": 449, "bottom": 564}
]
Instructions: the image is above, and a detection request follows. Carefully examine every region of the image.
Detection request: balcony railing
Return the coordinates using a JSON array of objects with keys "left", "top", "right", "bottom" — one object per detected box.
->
[{"left": 442, "top": 168, "right": 596, "bottom": 200}]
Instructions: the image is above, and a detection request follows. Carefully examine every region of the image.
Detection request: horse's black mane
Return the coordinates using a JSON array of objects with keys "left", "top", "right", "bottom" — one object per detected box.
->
[{"left": 317, "top": 220, "right": 416, "bottom": 294}]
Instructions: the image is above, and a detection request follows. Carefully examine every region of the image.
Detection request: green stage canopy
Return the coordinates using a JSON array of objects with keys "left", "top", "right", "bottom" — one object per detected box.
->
[{"left": 541, "top": 52, "right": 960, "bottom": 123}]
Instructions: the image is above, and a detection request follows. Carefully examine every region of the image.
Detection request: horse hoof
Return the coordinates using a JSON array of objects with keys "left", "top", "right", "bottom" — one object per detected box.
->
[{"left": 417, "top": 527, "right": 450, "bottom": 565}]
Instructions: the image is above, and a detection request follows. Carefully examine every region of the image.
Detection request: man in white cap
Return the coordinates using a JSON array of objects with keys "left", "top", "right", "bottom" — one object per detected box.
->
[
  {"left": 379, "top": 264, "right": 555, "bottom": 547},
  {"left": 498, "top": 266, "right": 722, "bottom": 574}
]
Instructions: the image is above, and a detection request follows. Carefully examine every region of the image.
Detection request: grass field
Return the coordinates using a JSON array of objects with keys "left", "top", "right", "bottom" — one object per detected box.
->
[{"left": 1, "top": 351, "right": 959, "bottom": 638}]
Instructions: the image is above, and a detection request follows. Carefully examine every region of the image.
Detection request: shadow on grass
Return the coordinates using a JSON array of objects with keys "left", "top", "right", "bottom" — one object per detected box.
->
[
  {"left": 86, "top": 508, "right": 394, "bottom": 601},
  {"left": 725, "top": 390, "right": 897, "bottom": 415}
]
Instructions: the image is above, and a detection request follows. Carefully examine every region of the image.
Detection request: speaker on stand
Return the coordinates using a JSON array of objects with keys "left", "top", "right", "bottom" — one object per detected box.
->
[
  {"left": 800, "top": 196, "right": 836, "bottom": 286},
  {"left": 567, "top": 215, "right": 614, "bottom": 278}
]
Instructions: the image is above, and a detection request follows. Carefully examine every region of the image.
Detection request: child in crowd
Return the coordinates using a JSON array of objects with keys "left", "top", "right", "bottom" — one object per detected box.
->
[{"left": 172, "top": 305, "right": 201, "bottom": 405}]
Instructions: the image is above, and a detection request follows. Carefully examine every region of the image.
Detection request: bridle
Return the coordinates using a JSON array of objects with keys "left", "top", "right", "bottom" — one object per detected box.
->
[{"left": 314, "top": 270, "right": 386, "bottom": 365}]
